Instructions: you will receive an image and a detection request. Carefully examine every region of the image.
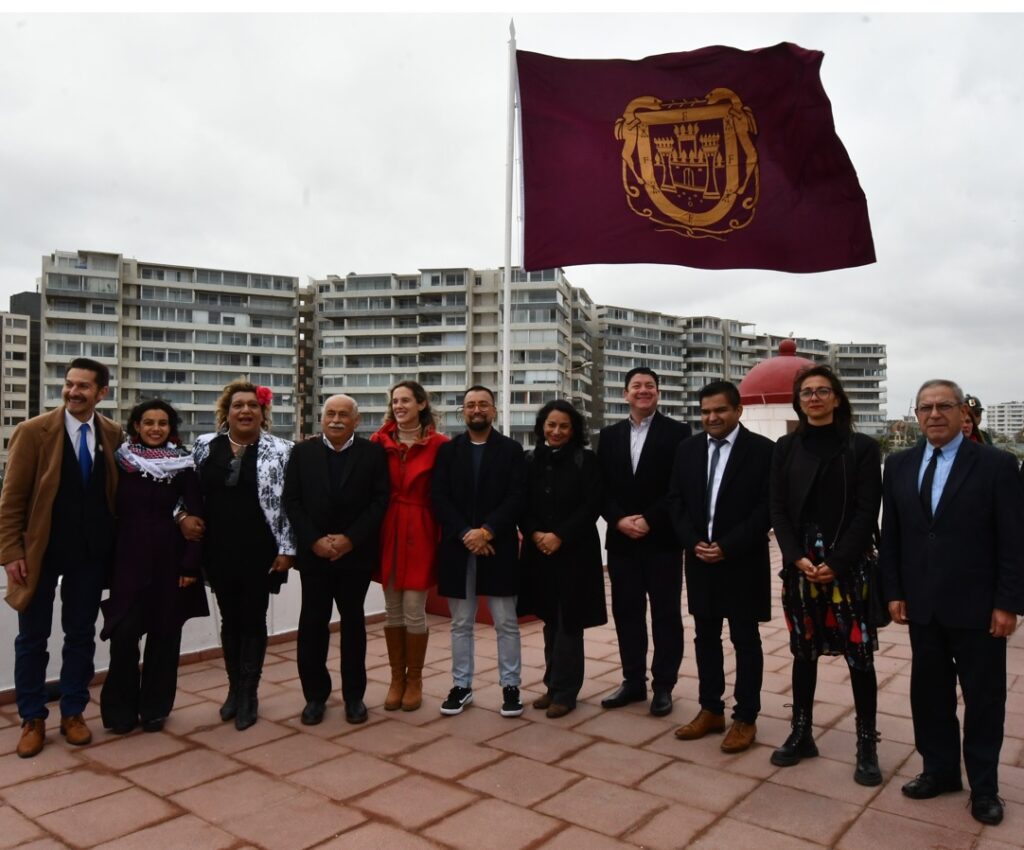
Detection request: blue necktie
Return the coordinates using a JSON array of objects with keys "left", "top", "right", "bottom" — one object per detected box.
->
[{"left": 79, "top": 423, "right": 92, "bottom": 486}]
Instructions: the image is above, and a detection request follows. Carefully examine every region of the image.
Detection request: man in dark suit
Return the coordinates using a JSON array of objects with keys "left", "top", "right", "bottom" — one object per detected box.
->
[
  {"left": 597, "top": 367, "right": 691, "bottom": 716},
  {"left": 1, "top": 358, "right": 122, "bottom": 758},
  {"left": 283, "top": 394, "right": 389, "bottom": 726},
  {"left": 881, "top": 379, "right": 1024, "bottom": 826},
  {"left": 668, "top": 380, "right": 773, "bottom": 751},
  {"left": 432, "top": 386, "right": 525, "bottom": 718}
]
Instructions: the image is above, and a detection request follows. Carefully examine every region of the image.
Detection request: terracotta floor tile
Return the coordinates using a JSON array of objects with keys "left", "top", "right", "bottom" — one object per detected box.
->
[
  {"left": 339, "top": 718, "right": 440, "bottom": 756},
  {"left": 535, "top": 777, "right": 665, "bottom": 836},
  {"left": 620, "top": 802, "right": 717, "bottom": 850},
  {"left": 288, "top": 751, "right": 406, "bottom": 800},
  {"left": 161, "top": 701, "right": 223, "bottom": 735},
  {"left": 220, "top": 789, "right": 364, "bottom": 850},
  {"left": 312, "top": 821, "right": 446, "bottom": 850},
  {"left": 487, "top": 722, "right": 592, "bottom": 763},
  {"left": 0, "top": 804, "right": 45, "bottom": 848},
  {"left": 170, "top": 768, "right": 301, "bottom": 823},
  {"left": 815, "top": 726, "right": 916, "bottom": 771},
  {"left": 81, "top": 730, "right": 188, "bottom": 770},
  {"left": 89, "top": 814, "right": 236, "bottom": 850},
  {"left": 36, "top": 787, "right": 177, "bottom": 847},
  {"left": 396, "top": 734, "right": 503, "bottom": 779},
  {"left": 354, "top": 773, "right": 477, "bottom": 829},
  {"left": 186, "top": 719, "right": 296, "bottom": 753},
  {"left": 768, "top": 752, "right": 890, "bottom": 805},
  {"left": 836, "top": 808, "right": 977, "bottom": 850},
  {"left": 123, "top": 748, "right": 243, "bottom": 795},
  {"left": 232, "top": 728, "right": 348, "bottom": 774},
  {"left": 0, "top": 747, "right": 83, "bottom": 789},
  {"left": 423, "top": 798, "right": 560, "bottom": 849},
  {"left": 638, "top": 761, "right": 759, "bottom": 812},
  {"left": 176, "top": 665, "right": 231, "bottom": 693},
  {"left": 869, "top": 773, "right": 986, "bottom": 832},
  {"left": 535, "top": 825, "right": 633, "bottom": 849},
  {"left": 556, "top": 740, "right": 670, "bottom": 786},
  {"left": 1, "top": 766, "right": 130, "bottom": 817},
  {"left": 729, "top": 782, "right": 861, "bottom": 845},
  {"left": 459, "top": 754, "right": 578, "bottom": 807},
  {"left": 686, "top": 816, "right": 826, "bottom": 850},
  {"left": 425, "top": 710, "right": 528, "bottom": 744}
]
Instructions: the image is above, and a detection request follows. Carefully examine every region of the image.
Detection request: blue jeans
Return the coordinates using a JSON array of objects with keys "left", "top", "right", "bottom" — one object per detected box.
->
[
  {"left": 447, "top": 556, "right": 521, "bottom": 688},
  {"left": 15, "top": 557, "right": 105, "bottom": 720}
]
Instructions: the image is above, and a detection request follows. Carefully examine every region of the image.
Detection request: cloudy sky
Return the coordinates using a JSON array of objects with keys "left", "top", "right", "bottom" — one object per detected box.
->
[{"left": 1, "top": 12, "right": 1021, "bottom": 418}]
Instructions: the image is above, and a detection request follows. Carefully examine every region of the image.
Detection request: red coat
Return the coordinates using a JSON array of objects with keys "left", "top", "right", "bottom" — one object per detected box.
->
[{"left": 370, "top": 423, "right": 449, "bottom": 590}]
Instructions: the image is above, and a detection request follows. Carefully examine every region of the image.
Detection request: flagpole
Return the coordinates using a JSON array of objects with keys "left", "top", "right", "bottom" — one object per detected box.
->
[{"left": 501, "top": 19, "right": 516, "bottom": 435}]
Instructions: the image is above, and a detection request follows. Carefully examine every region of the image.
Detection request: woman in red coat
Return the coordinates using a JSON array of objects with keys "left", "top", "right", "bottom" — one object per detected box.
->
[{"left": 370, "top": 381, "right": 448, "bottom": 711}]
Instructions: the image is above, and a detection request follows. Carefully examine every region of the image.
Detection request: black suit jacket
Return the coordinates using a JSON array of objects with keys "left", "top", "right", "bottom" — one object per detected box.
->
[
  {"left": 431, "top": 429, "right": 524, "bottom": 598},
  {"left": 283, "top": 436, "right": 390, "bottom": 573},
  {"left": 880, "top": 438, "right": 1024, "bottom": 629},
  {"left": 597, "top": 411, "right": 691, "bottom": 554},
  {"left": 668, "top": 425, "right": 774, "bottom": 621}
]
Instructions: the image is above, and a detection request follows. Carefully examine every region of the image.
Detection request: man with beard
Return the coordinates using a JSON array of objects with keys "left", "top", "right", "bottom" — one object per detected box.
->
[{"left": 432, "top": 386, "right": 525, "bottom": 717}]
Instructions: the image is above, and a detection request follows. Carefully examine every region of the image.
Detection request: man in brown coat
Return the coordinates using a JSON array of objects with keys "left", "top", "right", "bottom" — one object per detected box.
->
[{"left": 1, "top": 358, "right": 122, "bottom": 757}]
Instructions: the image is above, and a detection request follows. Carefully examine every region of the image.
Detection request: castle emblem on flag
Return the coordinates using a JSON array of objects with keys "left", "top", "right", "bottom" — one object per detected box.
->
[{"left": 615, "top": 88, "right": 759, "bottom": 240}]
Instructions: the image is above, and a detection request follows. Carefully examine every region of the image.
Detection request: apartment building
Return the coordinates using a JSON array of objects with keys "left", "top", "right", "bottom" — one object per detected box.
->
[
  {"left": 41, "top": 250, "right": 298, "bottom": 445},
  {"left": 985, "top": 401, "right": 1024, "bottom": 439},
  {"left": 0, "top": 312, "right": 32, "bottom": 467}
]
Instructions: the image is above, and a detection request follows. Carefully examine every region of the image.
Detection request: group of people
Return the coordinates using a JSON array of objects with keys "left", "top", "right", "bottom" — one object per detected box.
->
[{"left": 2, "top": 358, "right": 1021, "bottom": 830}]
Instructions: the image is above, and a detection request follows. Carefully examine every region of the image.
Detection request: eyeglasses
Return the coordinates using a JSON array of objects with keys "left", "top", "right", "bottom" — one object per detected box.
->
[
  {"left": 799, "top": 387, "right": 834, "bottom": 400},
  {"left": 463, "top": 402, "right": 493, "bottom": 412},
  {"left": 916, "top": 402, "right": 960, "bottom": 415},
  {"left": 225, "top": 454, "right": 242, "bottom": 487}
]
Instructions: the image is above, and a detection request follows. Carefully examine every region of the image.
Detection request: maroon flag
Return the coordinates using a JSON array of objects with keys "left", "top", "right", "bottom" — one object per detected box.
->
[{"left": 517, "top": 43, "right": 875, "bottom": 274}]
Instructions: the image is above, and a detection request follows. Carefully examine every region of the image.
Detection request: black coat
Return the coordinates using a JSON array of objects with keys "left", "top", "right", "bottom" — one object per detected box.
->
[
  {"left": 770, "top": 430, "right": 881, "bottom": 579},
  {"left": 597, "top": 411, "right": 691, "bottom": 554},
  {"left": 880, "top": 439, "right": 1024, "bottom": 628},
  {"left": 668, "top": 425, "right": 774, "bottom": 621},
  {"left": 283, "top": 436, "right": 390, "bottom": 573},
  {"left": 518, "top": 445, "right": 607, "bottom": 631},
  {"left": 431, "top": 429, "right": 524, "bottom": 598}
]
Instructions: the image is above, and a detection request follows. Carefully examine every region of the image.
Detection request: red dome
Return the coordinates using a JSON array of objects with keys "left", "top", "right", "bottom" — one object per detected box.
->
[{"left": 740, "top": 339, "right": 817, "bottom": 405}]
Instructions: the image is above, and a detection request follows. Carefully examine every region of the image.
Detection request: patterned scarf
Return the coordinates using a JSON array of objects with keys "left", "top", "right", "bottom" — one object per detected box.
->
[{"left": 116, "top": 441, "right": 195, "bottom": 481}]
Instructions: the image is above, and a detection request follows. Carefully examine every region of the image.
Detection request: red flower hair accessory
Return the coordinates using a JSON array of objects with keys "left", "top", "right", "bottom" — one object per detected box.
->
[{"left": 255, "top": 386, "right": 273, "bottom": 406}]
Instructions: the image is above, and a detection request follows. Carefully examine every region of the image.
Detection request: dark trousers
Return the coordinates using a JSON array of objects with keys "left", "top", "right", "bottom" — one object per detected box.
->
[
  {"left": 607, "top": 547, "right": 684, "bottom": 692},
  {"left": 909, "top": 619, "right": 1007, "bottom": 795},
  {"left": 100, "top": 603, "right": 182, "bottom": 727},
  {"left": 211, "top": 575, "right": 271, "bottom": 638},
  {"left": 15, "top": 557, "right": 105, "bottom": 720},
  {"left": 297, "top": 567, "right": 372, "bottom": 704},
  {"left": 693, "top": 614, "right": 763, "bottom": 723},
  {"left": 542, "top": 616, "right": 584, "bottom": 707}
]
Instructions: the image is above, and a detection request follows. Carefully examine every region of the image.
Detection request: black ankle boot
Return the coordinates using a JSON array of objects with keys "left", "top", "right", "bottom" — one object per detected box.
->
[
  {"left": 854, "top": 716, "right": 882, "bottom": 786},
  {"left": 234, "top": 633, "right": 266, "bottom": 731},
  {"left": 771, "top": 706, "right": 819, "bottom": 767},
  {"left": 219, "top": 629, "right": 241, "bottom": 722}
]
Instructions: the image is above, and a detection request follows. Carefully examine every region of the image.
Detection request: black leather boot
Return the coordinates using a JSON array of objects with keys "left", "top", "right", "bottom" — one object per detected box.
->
[
  {"left": 219, "top": 628, "right": 241, "bottom": 722},
  {"left": 854, "top": 716, "right": 882, "bottom": 786},
  {"left": 770, "top": 706, "right": 819, "bottom": 767},
  {"left": 235, "top": 633, "right": 266, "bottom": 731}
]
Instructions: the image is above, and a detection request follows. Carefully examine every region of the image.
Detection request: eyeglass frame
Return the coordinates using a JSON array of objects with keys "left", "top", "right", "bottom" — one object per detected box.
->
[
  {"left": 915, "top": 402, "right": 962, "bottom": 415},
  {"left": 798, "top": 387, "right": 834, "bottom": 400}
]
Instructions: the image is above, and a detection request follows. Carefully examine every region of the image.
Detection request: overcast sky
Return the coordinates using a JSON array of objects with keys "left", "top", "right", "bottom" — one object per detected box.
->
[{"left": 1, "top": 12, "right": 1021, "bottom": 419}]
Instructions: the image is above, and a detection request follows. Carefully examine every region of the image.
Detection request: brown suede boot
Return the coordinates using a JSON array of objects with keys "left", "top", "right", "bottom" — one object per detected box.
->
[
  {"left": 383, "top": 626, "right": 407, "bottom": 711},
  {"left": 402, "top": 630, "right": 429, "bottom": 711}
]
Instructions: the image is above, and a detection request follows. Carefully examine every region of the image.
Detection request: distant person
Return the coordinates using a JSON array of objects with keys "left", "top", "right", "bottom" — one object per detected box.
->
[
  {"left": 963, "top": 395, "right": 993, "bottom": 445},
  {"left": 770, "top": 365, "right": 884, "bottom": 786},
  {"left": 370, "top": 381, "right": 449, "bottom": 712},
  {"left": 668, "top": 381, "right": 773, "bottom": 752},
  {"left": 432, "top": 386, "right": 525, "bottom": 717},
  {"left": 99, "top": 399, "right": 207, "bottom": 735},
  {"left": 2, "top": 359, "right": 122, "bottom": 758},
  {"left": 284, "top": 394, "right": 389, "bottom": 726},
  {"left": 597, "top": 367, "right": 690, "bottom": 717},
  {"left": 518, "top": 400, "right": 606, "bottom": 718},
  {"left": 882, "top": 379, "right": 1023, "bottom": 826}
]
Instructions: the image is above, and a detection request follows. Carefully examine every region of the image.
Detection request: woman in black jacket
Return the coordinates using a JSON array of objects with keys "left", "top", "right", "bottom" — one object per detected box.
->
[
  {"left": 769, "top": 365, "right": 883, "bottom": 785},
  {"left": 519, "top": 400, "right": 606, "bottom": 718}
]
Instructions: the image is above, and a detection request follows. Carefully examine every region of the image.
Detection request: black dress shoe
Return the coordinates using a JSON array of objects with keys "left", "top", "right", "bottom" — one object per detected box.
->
[
  {"left": 345, "top": 700, "right": 368, "bottom": 724},
  {"left": 649, "top": 690, "right": 673, "bottom": 717},
  {"left": 301, "top": 700, "right": 326, "bottom": 726},
  {"left": 600, "top": 684, "right": 647, "bottom": 709},
  {"left": 901, "top": 773, "right": 963, "bottom": 799},
  {"left": 141, "top": 717, "right": 165, "bottom": 733},
  {"left": 970, "top": 794, "right": 1004, "bottom": 826}
]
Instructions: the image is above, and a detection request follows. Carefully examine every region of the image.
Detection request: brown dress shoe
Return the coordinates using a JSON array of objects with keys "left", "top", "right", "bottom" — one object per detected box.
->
[
  {"left": 674, "top": 709, "right": 725, "bottom": 740},
  {"left": 60, "top": 714, "right": 93, "bottom": 746},
  {"left": 545, "top": 702, "right": 574, "bottom": 719},
  {"left": 533, "top": 693, "right": 553, "bottom": 710},
  {"left": 721, "top": 719, "right": 757, "bottom": 753},
  {"left": 17, "top": 718, "right": 46, "bottom": 758}
]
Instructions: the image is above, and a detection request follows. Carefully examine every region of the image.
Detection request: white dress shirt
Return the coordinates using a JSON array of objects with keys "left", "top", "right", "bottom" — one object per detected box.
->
[
  {"left": 706, "top": 426, "right": 740, "bottom": 540},
  {"left": 64, "top": 409, "right": 97, "bottom": 464},
  {"left": 629, "top": 413, "right": 654, "bottom": 474}
]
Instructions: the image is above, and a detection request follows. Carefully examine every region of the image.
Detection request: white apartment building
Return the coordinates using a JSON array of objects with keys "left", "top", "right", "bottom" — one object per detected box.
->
[
  {"left": 0, "top": 312, "right": 32, "bottom": 468},
  {"left": 41, "top": 250, "right": 298, "bottom": 445},
  {"left": 985, "top": 401, "right": 1024, "bottom": 439}
]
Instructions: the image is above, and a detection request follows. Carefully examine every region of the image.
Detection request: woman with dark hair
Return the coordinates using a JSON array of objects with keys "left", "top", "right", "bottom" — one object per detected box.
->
[
  {"left": 370, "top": 381, "right": 449, "bottom": 711},
  {"left": 518, "top": 399, "right": 606, "bottom": 717},
  {"left": 100, "top": 399, "right": 208, "bottom": 734},
  {"left": 189, "top": 380, "right": 295, "bottom": 730},
  {"left": 769, "top": 365, "right": 883, "bottom": 784}
]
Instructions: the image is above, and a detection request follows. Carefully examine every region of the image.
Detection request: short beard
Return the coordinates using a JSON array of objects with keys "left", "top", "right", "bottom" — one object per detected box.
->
[{"left": 466, "top": 419, "right": 491, "bottom": 433}]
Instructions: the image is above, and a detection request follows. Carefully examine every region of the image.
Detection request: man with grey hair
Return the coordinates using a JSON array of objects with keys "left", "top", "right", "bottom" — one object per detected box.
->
[
  {"left": 881, "top": 378, "right": 1024, "bottom": 826},
  {"left": 284, "top": 394, "right": 389, "bottom": 725}
]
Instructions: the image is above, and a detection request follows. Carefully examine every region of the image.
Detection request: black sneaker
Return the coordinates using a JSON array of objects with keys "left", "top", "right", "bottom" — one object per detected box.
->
[
  {"left": 500, "top": 686, "right": 524, "bottom": 717},
  {"left": 440, "top": 686, "right": 473, "bottom": 715}
]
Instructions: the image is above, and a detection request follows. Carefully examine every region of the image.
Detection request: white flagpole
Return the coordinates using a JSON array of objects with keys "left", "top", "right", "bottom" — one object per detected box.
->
[{"left": 501, "top": 19, "right": 516, "bottom": 435}]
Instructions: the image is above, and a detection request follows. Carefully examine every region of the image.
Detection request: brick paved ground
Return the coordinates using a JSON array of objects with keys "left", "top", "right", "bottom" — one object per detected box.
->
[{"left": 2, "top": 543, "right": 1023, "bottom": 849}]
